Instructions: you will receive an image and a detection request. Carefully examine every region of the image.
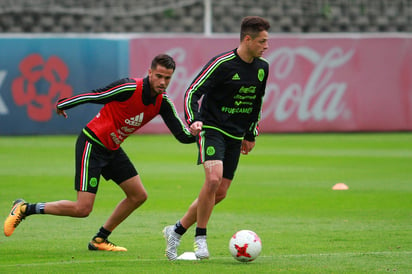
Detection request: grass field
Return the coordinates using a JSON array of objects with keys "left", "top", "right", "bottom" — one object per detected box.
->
[{"left": 0, "top": 132, "right": 411, "bottom": 273}]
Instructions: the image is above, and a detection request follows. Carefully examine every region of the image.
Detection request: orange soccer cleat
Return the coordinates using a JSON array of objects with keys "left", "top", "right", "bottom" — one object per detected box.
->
[
  {"left": 4, "top": 199, "right": 27, "bottom": 237},
  {"left": 88, "top": 237, "right": 127, "bottom": 251}
]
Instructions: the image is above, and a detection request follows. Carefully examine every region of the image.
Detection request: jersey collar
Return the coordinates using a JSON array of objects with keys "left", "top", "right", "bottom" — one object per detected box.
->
[{"left": 142, "top": 76, "right": 158, "bottom": 106}]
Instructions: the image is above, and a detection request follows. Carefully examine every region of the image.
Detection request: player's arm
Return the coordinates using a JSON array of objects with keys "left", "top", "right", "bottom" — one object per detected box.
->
[
  {"left": 241, "top": 139, "right": 256, "bottom": 155},
  {"left": 243, "top": 88, "right": 264, "bottom": 143},
  {"left": 244, "top": 65, "right": 269, "bottom": 146},
  {"left": 183, "top": 79, "right": 204, "bottom": 126},
  {"left": 159, "top": 94, "right": 196, "bottom": 144},
  {"left": 55, "top": 78, "right": 136, "bottom": 117},
  {"left": 183, "top": 57, "right": 220, "bottom": 126},
  {"left": 243, "top": 112, "right": 260, "bottom": 154},
  {"left": 242, "top": 112, "right": 260, "bottom": 155}
]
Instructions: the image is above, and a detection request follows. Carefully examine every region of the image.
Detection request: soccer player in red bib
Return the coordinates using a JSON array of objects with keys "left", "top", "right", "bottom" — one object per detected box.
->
[{"left": 4, "top": 54, "right": 195, "bottom": 251}]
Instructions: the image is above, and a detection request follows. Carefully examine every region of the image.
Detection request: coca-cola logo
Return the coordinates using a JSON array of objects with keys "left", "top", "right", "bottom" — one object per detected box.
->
[
  {"left": 264, "top": 47, "right": 354, "bottom": 122},
  {"left": 142, "top": 46, "right": 354, "bottom": 126}
]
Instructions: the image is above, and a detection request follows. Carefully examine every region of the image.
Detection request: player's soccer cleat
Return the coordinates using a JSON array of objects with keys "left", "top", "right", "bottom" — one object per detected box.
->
[
  {"left": 194, "top": 235, "right": 209, "bottom": 259},
  {"left": 163, "top": 225, "right": 181, "bottom": 260},
  {"left": 4, "top": 199, "right": 27, "bottom": 237},
  {"left": 88, "top": 237, "right": 127, "bottom": 251}
]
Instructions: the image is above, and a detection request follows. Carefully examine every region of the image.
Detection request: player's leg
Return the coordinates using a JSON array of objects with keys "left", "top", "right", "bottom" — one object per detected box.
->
[
  {"left": 214, "top": 135, "right": 241, "bottom": 205},
  {"left": 102, "top": 175, "right": 147, "bottom": 231},
  {"left": 89, "top": 147, "right": 143, "bottom": 252},
  {"left": 41, "top": 133, "right": 102, "bottom": 217},
  {"left": 183, "top": 137, "right": 239, "bottom": 228},
  {"left": 164, "top": 129, "right": 226, "bottom": 259},
  {"left": 192, "top": 130, "right": 226, "bottom": 259},
  {"left": 193, "top": 159, "right": 223, "bottom": 259},
  {"left": 88, "top": 175, "right": 146, "bottom": 252},
  {"left": 194, "top": 134, "right": 242, "bottom": 259},
  {"left": 163, "top": 177, "right": 232, "bottom": 260},
  {"left": 43, "top": 191, "right": 96, "bottom": 216},
  {"left": 179, "top": 176, "right": 232, "bottom": 229},
  {"left": 3, "top": 132, "right": 100, "bottom": 237},
  {"left": 215, "top": 177, "right": 232, "bottom": 204},
  {"left": 196, "top": 160, "right": 223, "bottom": 228},
  {"left": 4, "top": 184, "right": 97, "bottom": 237}
]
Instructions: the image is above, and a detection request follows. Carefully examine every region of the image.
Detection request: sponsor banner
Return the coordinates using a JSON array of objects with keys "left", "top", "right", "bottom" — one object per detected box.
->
[
  {"left": 0, "top": 37, "right": 128, "bottom": 135},
  {"left": 1, "top": 35, "right": 411, "bottom": 135},
  {"left": 130, "top": 35, "right": 412, "bottom": 133}
]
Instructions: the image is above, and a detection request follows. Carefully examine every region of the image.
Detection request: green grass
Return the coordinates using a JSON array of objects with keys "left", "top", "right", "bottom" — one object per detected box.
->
[{"left": 0, "top": 132, "right": 411, "bottom": 273}]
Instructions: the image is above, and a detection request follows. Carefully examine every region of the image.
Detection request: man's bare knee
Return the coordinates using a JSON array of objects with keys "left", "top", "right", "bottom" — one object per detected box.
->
[
  {"left": 75, "top": 205, "right": 93, "bottom": 217},
  {"left": 130, "top": 191, "right": 148, "bottom": 207},
  {"left": 215, "top": 192, "right": 226, "bottom": 204}
]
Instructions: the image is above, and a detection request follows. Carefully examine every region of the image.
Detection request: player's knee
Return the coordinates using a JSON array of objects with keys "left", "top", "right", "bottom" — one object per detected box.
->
[
  {"left": 215, "top": 190, "right": 227, "bottom": 203},
  {"left": 130, "top": 191, "right": 148, "bottom": 207},
  {"left": 206, "top": 177, "right": 222, "bottom": 192},
  {"left": 139, "top": 191, "right": 148, "bottom": 204},
  {"left": 76, "top": 209, "right": 92, "bottom": 217},
  {"left": 75, "top": 205, "right": 93, "bottom": 217},
  {"left": 215, "top": 193, "right": 226, "bottom": 204}
]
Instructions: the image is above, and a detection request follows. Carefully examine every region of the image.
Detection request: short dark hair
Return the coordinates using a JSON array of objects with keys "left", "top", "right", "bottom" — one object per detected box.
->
[
  {"left": 240, "top": 16, "right": 270, "bottom": 41},
  {"left": 151, "top": 54, "right": 176, "bottom": 71}
]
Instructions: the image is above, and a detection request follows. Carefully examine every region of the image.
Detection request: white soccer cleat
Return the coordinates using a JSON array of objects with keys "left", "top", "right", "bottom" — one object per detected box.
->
[
  {"left": 163, "top": 225, "right": 181, "bottom": 260},
  {"left": 194, "top": 235, "right": 209, "bottom": 259}
]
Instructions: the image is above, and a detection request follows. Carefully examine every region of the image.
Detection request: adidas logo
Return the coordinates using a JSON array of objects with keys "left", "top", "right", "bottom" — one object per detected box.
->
[
  {"left": 125, "top": 112, "right": 144, "bottom": 127},
  {"left": 232, "top": 73, "right": 240, "bottom": 80}
]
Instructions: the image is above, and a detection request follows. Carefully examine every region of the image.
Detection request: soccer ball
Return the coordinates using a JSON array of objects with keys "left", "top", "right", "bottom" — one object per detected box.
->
[{"left": 229, "top": 230, "right": 262, "bottom": 262}]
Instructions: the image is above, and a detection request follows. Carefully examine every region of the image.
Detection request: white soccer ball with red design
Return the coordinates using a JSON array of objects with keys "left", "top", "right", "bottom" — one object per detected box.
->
[{"left": 229, "top": 230, "right": 262, "bottom": 262}]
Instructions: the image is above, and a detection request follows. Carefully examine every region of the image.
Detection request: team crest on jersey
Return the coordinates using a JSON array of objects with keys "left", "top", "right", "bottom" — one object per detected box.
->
[
  {"left": 258, "top": 69, "right": 265, "bottom": 82},
  {"left": 89, "top": 177, "right": 98, "bottom": 188},
  {"left": 125, "top": 113, "right": 144, "bottom": 127},
  {"left": 206, "top": 146, "right": 216, "bottom": 156}
]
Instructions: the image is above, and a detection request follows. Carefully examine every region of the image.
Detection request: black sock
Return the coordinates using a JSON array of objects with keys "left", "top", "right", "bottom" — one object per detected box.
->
[
  {"left": 95, "top": 226, "right": 111, "bottom": 240},
  {"left": 174, "top": 220, "right": 187, "bottom": 236},
  {"left": 195, "top": 227, "right": 207, "bottom": 237},
  {"left": 24, "top": 203, "right": 45, "bottom": 216}
]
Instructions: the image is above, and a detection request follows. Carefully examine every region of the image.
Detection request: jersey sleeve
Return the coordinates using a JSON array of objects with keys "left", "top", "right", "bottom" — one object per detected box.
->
[
  {"left": 160, "top": 94, "right": 196, "bottom": 144},
  {"left": 244, "top": 61, "right": 269, "bottom": 141},
  {"left": 183, "top": 56, "right": 223, "bottom": 126},
  {"left": 56, "top": 78, "right": 136, "bottom": 111}
]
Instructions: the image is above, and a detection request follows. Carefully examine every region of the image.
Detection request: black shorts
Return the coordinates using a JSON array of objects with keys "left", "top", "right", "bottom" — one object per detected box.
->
[
  {"left": 74, "top": 131, "right": 138, "bottom": 194},
  {"left": 197, "top": 128, "right": 242, "bottom": 180}
]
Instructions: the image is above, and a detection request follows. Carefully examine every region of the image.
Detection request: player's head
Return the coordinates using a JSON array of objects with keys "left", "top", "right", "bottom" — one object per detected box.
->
[
  {"left": 151, "top": 54, "right": 176, "bottom": 71},
  {"left": 148, "top": 54, "right": 175, "bottom": 96},
  {"left": 240, "top": 16, "right": 270, "bottom": 41},
  {"left": 239, "top": 16, "right": 270, "bottom": 58}
]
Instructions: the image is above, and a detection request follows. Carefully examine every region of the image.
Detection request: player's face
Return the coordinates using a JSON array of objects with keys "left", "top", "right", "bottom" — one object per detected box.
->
[
  {"left": 248, "top": 30, "right": 269, "bottom": 58},
  {"left": 148, "top": 65, "right": 174, "bottom": 96}
]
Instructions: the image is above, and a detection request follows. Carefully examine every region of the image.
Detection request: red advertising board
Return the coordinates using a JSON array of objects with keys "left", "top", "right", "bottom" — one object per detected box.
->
[{"left": 130, "top": 34, "right": 412, "bottom": 133}]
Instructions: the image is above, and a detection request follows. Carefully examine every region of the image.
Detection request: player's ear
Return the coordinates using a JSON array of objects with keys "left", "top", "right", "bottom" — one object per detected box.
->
[{"left": 245, "top": 34, "right": 252, "bottom": 41}]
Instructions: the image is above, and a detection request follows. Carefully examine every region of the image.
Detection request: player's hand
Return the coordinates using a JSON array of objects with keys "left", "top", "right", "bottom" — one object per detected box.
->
[
  {"left": 241, "top": 140, "right": 255, "bottom": 155},
  {"left": 190, "top": 121, "right": 203, "bottom": 136},
  {"left": 56, "top": 108, "right": 68, "bottom": 118}
]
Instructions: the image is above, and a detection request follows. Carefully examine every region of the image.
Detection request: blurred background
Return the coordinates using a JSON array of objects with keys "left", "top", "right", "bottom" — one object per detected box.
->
[
  {"left": 1, "top": 0, "right": 411, "bottom": 33},
  {"left": 1, "top": 0, "right": 411, "bottom": 135}
]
